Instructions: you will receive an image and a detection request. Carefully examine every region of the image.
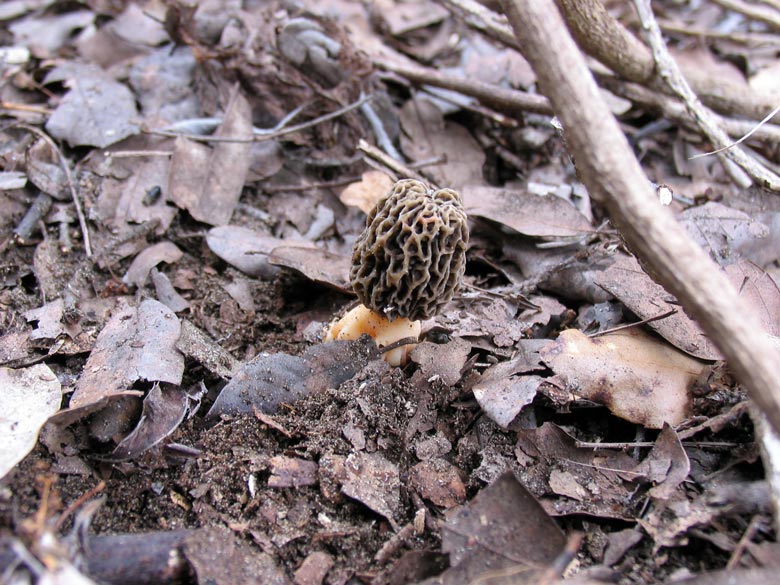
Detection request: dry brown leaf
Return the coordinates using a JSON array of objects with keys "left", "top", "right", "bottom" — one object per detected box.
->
[
  {"left": 182, "top": 526, "right": 288, "bottom": 585},
  {"left": 206, "top": 226, "right": 310, "bottom": 279},
  {"left": 110, "top": 383, "right": 191, "bottom": 462},
  {"left": 69, "top": 299, "right": 184, "bottom": 411},
  {"left": 679, "top": 202, "right": 768, "bottom": 267},
  {"left": 515, "top": 423, "right": 638, "bottom": 519},
  {"left": 206, "top": 337, "right": 381, "bottom": 418},
  {"left": 0, "top": 363, "right": 61, "bottom": 479},
  {"left": 90, "top": 135, "right": 178, "bottom": 238},
  {"left": 342, "top": 451, "right": 401, "bottom": 531},
  {"left": 473, "top": 374, "right": 543, "bottom": 429},
  {"left": 594, "top": 253, "right": 721, "bottom": 360},
  {"left": 44, "top": 62, "right": 139, "bottom": 148},
  {"left": 267, "top": 245, "right": 351, "bottom": 293},
  {"left": 409, "top": 338, "right": 471, "bottom": 386},
  {"left": 399, "top": 97, "right": 485, "bottom": 189},
  {"left": 463, "top": 185, "right": 593, "bottom": 238},
  {"left": 540, "top": 329, "right": 705, "bottom": 428},
  {"left": 408, "top": 459, "right": 466, "bottom": 508},
  {"left": 123, "top": 241, "right": 183, "bottom": 288},
  {"left": 725, "top": 260, "right": 780, "bottom": 337},
  {"left": 268, "top": 456, "right": 319, "bottom": 488},
  {"left": 439, "top": 472, "right": 566, "bottom": 583},
  {"left": 169, "top": 86, "right": 252, "bottom": 225},
  {"left": 636, "top": 424, "right": 690, "bottom": 501}
]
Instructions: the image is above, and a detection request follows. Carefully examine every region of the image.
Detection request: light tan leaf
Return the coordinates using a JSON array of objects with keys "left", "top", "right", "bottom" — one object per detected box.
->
[
  {"left": 339, "top": 171, "right": 394, "bottom": 214},
  {"left": 540, "top": 329, "right": 705, "bottom": 428}
]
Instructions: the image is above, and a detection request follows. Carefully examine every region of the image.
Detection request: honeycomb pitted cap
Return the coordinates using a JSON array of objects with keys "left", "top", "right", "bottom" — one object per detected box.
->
[{"left": 350, "top": 179, "right": 469, "bottom": 321}]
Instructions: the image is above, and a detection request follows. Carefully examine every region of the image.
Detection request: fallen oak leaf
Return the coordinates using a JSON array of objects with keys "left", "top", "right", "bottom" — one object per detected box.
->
[{"left": 540, "top": 328, "right": 705, "bottom": 428}]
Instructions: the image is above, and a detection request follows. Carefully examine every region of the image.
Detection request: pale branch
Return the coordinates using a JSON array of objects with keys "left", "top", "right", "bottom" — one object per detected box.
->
[
  {"left": 632, "top": 0, "right": 780, "bottom": 190},
  {"left": 711, "top": 0, "right": 780, "bottom": 30},
  {"left": 555, "top": 0, "right": 778, "bottom": 121},
  {"left": 499, "top": 0, "right": 780, "bottom": 435},
  {"left": 373, "top": 57, "right": 553, "bottom": 116},
  {"left": 17, "top": 124, "right": 93, "bottom": 257},
  {"left": 598, "top": 76, "right": 780, "bottom": 146},
  {"left": 442, "top": 0, "right": 779, "bottom": 121}
]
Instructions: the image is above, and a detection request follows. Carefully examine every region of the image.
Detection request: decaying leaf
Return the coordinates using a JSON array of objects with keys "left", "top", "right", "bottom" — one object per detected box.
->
[
  {"left": 409, "top": 338, "right": 471, "bottom": 387},
  {"left": 44, "top": 63, "right": 139, "bottom": 148},
  {"left": 90, "top": 136, "right": 178, "bottom": 238},
  {"left": 206, "top": 226, "right": 312, "bottom": 279},
  {"left": 515, "top": 423, "right": 639, "bottom": 519},
  {"left": 408, "top": 458, "right": 466, "bottom": 508},
  {"left": 679, "top": 201, "right": 768, "bottom": 266},
  {"left": 68, "top": 299, "right": 184, "bottom": 413},
  {"left": 603, "top": 528, "right": 644, "bottom": 566},
  {"left": 463, "top": 185, "right": 593, "bottom": 238},
  {"left": 724, "top": 260, "right": 780, "bottom": 337},
  {"left": 439, "top": 472, "right": 566, "bottom": 583},
  {"left": 123, "top": 241, "right": 183, "bottom": 287},
  {"left": 268, "top": 455, "right": 319, "bottom": 488},
  {"left": 109, "top": 384, "right": 193, "bottom": 462},
  {"left": 473, "top": 374, "right": 543, "bottom": 429},
  {"left": 437, "top": 295, "right": 529, "bottom": 353},
  {"left": 341, "top": 451, "right": 401, "bottom": 530},
  {"left": 25, "top": 298, "right": 66, "bottom": 341},
  {"left": 399, "top": 97, "right": 485, "bottom": 189},
  {"left": 182, "top": 526, "right": 288, "bottom": 585},
  {"left": 206, "top": 337, "right": 380, "bottom": 418},
  {"left": 268, "top": 245, "right": 351, "bottom": 292},
  {"left": 169, "top": 85, "right": 252, "bottom": 225},
  {"left": 594, "top": 253, "right": 721, "bottom": 360},
  {"left": 634, "top": 424, "right": 690, "bottom": 501},
  {"left": 0, "top": 363, "right": 61, "bottom": 479},
  {"left": 294, "top": 551, "right": 334, "bottom": 585},
  {"left": 540, "top": 329, "right": 705, "bottom": 428},
  {"left": 151, "top": 268, "right": 190, "bottom": 313}
]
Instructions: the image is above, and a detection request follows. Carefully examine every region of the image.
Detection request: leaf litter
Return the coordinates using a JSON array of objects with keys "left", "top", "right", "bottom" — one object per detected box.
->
[{"left": 1, "top": 1, "right": 779, "bottom": 583}]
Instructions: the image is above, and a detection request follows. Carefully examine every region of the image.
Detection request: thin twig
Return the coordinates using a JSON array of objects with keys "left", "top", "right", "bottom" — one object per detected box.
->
[
  {"left": 53, "top": 481, "right": 106, "bottom": 532},
  {"left": 599, "top": 75, "right": 780, "bottom": 145},
  {"left": 0, "top": 101, "right": 52, "bottom": 115},
  {"left": 106, "top": 150, "right": 173, "bottom": 158},
  {"left": 147, "top": 95, "right": 370, "bottom": 143},
  {"left": 575, "top": 440, "right": 745, "bottom": 449},
  {"left": 162, "top": 103, "right": 308, "bottom": 136},
  {"left": 13, "top": 192, "right": 52, "bottom": 243},
  {"left": 659, "top": 19, "right": 780, "bottom": 45},
  {"left": 359, "top": 92, "right": 403, "bottom": 161},
  {"left": 357, "top": 139, "right": 431, "bottom": 186},
  {"left": 711, "top": 0, "right": 780, "bottom": 30},
  {"left": 16, "top": 124, "right": 93, "bottom": 257},
  {"left": 374, "top": 56, "right": 552, "bottom": 116},
  {"left": 689, "top": 105, "right": 780, "bottom": 159},
  {"left": 726, "top": 515, "right": 762, "bottom": 570},
  {"left": 588, "top": 309, "right": 677, "bottom": 337},
  {"left": 501, "top": 0, "right": 780, "bottom": 435},
  {"left": 632, "top": 0, "right": 780, "bottom": 190}
]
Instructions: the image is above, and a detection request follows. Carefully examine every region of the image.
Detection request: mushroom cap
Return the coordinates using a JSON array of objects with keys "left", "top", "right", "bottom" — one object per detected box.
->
[{"left": 350, "top": 179, "right": 469, "bottom": 321}]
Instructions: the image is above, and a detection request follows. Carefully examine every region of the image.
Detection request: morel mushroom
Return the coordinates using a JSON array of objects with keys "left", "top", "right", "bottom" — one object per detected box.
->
[{"left": 326, "top": 179, "right": 469, "bottom": 365}]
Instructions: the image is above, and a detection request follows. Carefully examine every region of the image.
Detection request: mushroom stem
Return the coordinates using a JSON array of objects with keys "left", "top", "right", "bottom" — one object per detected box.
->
[{"left": 325, "top": 304, "right": 421, "bottom": 366}]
